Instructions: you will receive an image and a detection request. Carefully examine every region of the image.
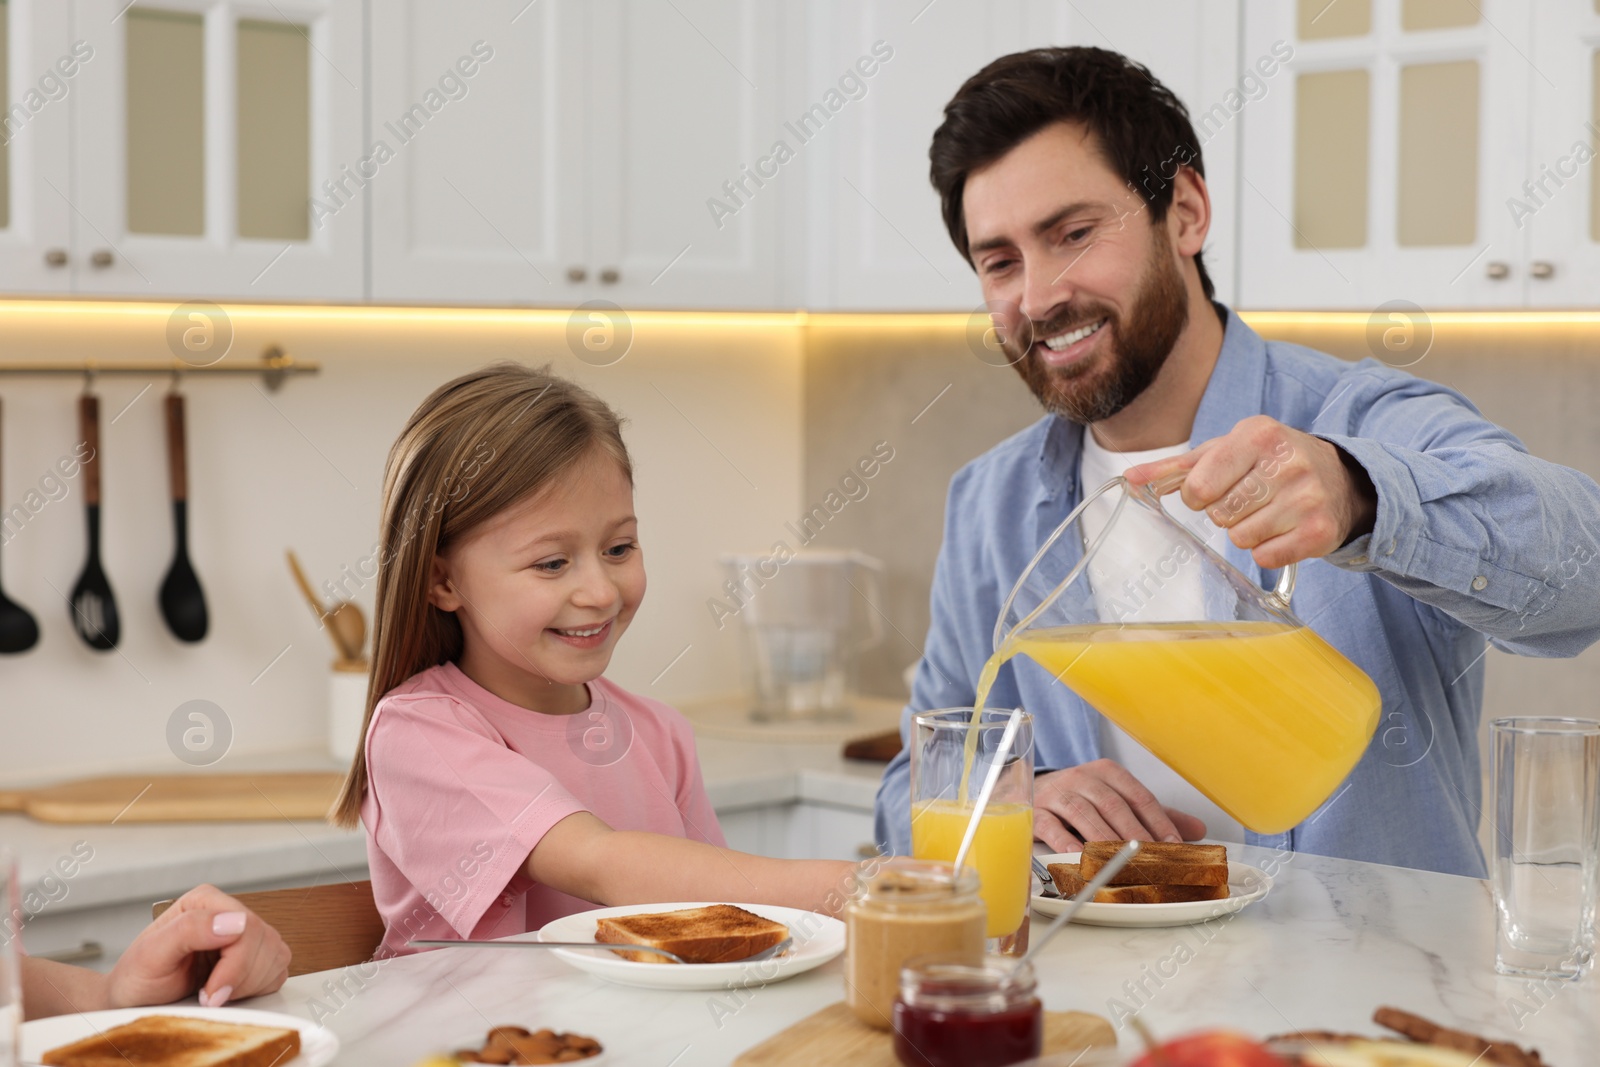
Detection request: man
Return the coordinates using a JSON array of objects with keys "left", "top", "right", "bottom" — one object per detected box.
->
[
  {"left": 874, "top": 47, "right": 1600, "bottom": 877},
  {"left": 22, "top": 883, "right": 290, "bottom": 1019}
]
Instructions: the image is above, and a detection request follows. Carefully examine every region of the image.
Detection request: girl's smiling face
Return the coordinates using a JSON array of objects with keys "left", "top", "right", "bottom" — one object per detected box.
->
[{"left": 428, "top": 448, "right": 644, "bottom": 715}]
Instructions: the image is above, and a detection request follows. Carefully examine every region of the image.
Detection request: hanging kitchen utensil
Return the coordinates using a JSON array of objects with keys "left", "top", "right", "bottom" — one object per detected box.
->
[
  {"left": 0, "top": 398, "right": 40, "bottom": 653},
  {"left": 285, "top": 549, "right": 365, "bottom": 662},
  {"left": 69, "top": 389, "right": 119, "bottom": 650},
  {"left": 158, "top": 388, "right": 208, "bottom": 642}
]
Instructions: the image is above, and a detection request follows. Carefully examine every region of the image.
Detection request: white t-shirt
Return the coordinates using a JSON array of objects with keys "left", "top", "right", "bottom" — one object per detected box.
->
[{"left": 1075, "top": 430, "right": 1245, "bottom": 843}]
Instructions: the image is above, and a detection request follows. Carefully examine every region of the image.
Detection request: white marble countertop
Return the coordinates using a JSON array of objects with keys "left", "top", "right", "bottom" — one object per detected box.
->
[
  {"left": 219, "top": 843, "right": 1591, "bottom": 1066},
  {"left": 1, "top": 737, "right": 886, "bottom": 911}
]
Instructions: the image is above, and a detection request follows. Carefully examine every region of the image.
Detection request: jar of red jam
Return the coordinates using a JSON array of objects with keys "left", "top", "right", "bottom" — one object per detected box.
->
[{"left": 891, "top": 955, "right": 1043, "bottom": 1067}]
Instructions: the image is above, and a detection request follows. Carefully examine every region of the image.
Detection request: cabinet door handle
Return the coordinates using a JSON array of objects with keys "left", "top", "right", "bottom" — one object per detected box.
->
[
  {"left": 599, "top": 268, "right": 620, "bottom": 284},
  {"left": 44, "top": 248, "right": 69, "bottom": 268},
  {"left": 35, "top": 940, "right": 104, "bottom": 964},
  {"left": 566, "top": 266, "right": 587, "bottom": 283},
  {"left": 1485, "top": 261, "right": 1511, "bottom": 280},
  {"left": 90, "top": 249, "right": 115, "bottom": 269},
  {"left": 1529, "top": 261, "right": 1555, "bottom": 279}
]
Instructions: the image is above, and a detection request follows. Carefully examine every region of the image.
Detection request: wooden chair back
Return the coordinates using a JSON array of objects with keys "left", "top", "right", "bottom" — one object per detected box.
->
[{"left": 153, "top": 879, "right": 385, "bottom": 977}]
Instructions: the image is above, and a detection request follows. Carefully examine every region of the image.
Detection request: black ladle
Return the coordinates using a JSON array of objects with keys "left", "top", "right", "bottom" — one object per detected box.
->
[
  {"left": 69, "top": 392, "right": 119, "bottom": 650},
  {"left": 0, "top": 397, "right": 40, "bottom": 653},
  {"left": 158, "top": 390, "right": 207, "bottom": 642}
]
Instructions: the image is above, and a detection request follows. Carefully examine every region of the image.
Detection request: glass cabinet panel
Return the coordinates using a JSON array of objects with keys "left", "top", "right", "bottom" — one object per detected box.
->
[
  {"left": 126, "top": 9, "right": 205, "bottom": 236},
  {"left": 1397, "top": 60, "right": 1478, "bottom": 246},
  {"left": 1592, "top": 50, "right": 1599, "bottom": 243},
  {"left": 1298, "top": 0, "right": 1371, "bottom": 40},
  {"left": 237, "top": 20, "right": 310, "bottom": 240},
  {"left": 1295, "top": 69, "right": 1370, "bottom": 248},
  {"left": 1401, "top": 0, "right": 1479, "bottom": 31},
  {"left": 0, "top": 0, "right": 10, "bottom": 230}
]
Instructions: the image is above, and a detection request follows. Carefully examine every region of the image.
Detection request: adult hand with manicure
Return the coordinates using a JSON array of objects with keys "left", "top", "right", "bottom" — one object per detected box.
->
[{"left": 103, "top": 883, "right": 291, "bottom": 1011}]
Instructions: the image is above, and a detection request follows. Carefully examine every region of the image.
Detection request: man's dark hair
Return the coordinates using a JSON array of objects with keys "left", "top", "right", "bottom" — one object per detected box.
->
[{"left": 929, "top": 46, "right": 1215, "bottom": 299}]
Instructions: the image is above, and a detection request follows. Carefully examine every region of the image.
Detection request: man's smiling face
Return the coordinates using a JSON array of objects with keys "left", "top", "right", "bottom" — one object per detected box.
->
[{"left": 963, "top": 120, "right": 1190, "bottom": 423}]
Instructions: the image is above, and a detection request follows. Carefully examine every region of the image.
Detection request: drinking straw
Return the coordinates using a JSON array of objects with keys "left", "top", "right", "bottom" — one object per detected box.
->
[
  {"left": 951, "top": 708, "right": 1025, "bottom": 876},
  {"left": 1013, "top": 840, "right": 1141, "bottom": 975}
]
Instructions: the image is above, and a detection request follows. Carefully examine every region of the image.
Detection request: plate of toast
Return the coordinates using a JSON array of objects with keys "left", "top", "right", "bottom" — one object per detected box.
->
[
  {"left": 21, "top": 1005, "right": 338, "bottom": 1066},
  {"left": 536, "top": 902, "right": 845, "bottom": 990},
  {"left": 1031, "top": 841, "right": 1272, "bottom": 927}
]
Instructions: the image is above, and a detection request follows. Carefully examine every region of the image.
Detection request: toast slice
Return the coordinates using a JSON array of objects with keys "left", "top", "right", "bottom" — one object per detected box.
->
[
  {"left": 1080, "top": 840, "right": 1229, "bottom": 887},
  {"left": 41, "top": 1014, "right": 301, "bottom": 1067},
  {"left": 1048, "top": 864, "right": 1229, "bottom": 903},
  {"left": 594, "top": 904, "right": 788, "bottom": 964}
]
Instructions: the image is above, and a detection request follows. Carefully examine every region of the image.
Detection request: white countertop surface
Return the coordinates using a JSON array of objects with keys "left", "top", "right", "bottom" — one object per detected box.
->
[
  {"left": 191, "top": 843, "right": 1592, "bottom": 1066},
  {"left": 1, "top": 736, "right": 888, "bottom": 910}
]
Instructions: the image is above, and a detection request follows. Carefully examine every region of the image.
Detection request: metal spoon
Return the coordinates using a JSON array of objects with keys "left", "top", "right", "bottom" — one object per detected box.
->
[
  {"left": 409, "top": 936, "right": 794, "bottom": 964},
  {"left": 69, "top": 392, "right": 119, "bottom": 650},
  {"left": 0, "top": 398, "right": 40, "bottom": 654},
  {"left": 1031, "top": 855, "right": 1060, "bottom": 898},
  {"left": 158, "top": 390, "right": 208, "bottom": 642},
  {"left": 1013, "top": 840, "right": 1140, "bottom": 975}
]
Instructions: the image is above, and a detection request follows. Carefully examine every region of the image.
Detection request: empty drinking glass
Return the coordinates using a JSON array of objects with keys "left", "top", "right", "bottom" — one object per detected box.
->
[{"left": 1490, "top": 717, "right": 1600, "bottom": 979}]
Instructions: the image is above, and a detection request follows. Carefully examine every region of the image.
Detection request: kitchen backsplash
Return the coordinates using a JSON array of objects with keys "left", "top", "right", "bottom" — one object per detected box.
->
[
  {"left": 3, "top": 306, "right": 1596, "bottom": 784},
  {"left": 0, "top": 307, "right": 803, "bottom": 780},
  {"left": 800, "top": 313, "right": 1600, "bottom": 738}
]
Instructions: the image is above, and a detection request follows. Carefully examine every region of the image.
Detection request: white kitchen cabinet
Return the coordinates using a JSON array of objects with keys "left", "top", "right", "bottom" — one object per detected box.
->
[
  {"left": 586, "top": 0, "right": 786, "bottom": 309},
  {"left": 19, "top": 863, "right": 367, "bottom": 974},
  {"left": 1019, "top": 1, "right": 1242, "bottom": 308},
  {"left": 802, "top": 0, "right": 1241, "bottom": 311},
  {"left": 715, "top": 799, "right": 878, "bottom": 860},
  {"left": 800, "top": 0, "right": 1023, "bottom": 312},
  {"left": 367, "top": 0, "right": 580, "bottom": 305},
  {"left": 0, "top": 1, "right": 75, "bottom": 292},
  {"left": 1238, "top": 0, "right": 1537, "bottom": 308},
  {"left": 784, "top": 801, "right": 879, "bottom": 862},
  {"left": 67, "top": 0, "right": 365, "bottom": 300},
  {"left": 369, "top": 0, "right": 784, "bottom": 309},
  {"left": 1525, "top": 1, "right": 1600, "bottom": 306}
]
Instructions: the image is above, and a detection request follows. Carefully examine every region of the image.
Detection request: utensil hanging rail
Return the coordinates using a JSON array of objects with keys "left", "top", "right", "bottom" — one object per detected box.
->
[{"left": 0, "top": 347, "right": 317, "bottom": 391}]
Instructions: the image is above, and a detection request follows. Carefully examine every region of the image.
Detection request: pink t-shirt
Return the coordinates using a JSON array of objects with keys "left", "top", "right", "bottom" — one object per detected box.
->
[{"left": 360, "top": 662, "right": 725, "bottom": 958}]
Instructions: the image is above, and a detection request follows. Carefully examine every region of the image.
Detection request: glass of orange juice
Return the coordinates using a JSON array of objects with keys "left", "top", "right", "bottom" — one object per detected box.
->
[{"left": 910, "top": 708, "right": 1035, "bottom": 957}]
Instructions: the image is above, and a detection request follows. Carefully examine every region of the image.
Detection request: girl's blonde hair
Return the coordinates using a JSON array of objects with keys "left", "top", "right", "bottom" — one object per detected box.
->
[{"left": 329, "top": 363, "right": 631, "bottom": 828}]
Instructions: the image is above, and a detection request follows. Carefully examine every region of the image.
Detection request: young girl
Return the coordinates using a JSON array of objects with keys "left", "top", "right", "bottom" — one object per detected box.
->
[{"left": 330, "top": 363, "right": 853, "bottom": 957}]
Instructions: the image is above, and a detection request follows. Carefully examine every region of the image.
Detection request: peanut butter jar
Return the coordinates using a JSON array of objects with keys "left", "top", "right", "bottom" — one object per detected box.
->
[{"left": 844, "top": 858, "right": 987, "bottom": 1029}]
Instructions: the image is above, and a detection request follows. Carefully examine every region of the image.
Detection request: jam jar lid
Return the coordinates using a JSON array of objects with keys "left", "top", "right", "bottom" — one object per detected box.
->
[
  {"left": 898, "top": 955, "right": 1039, "bottom": 1015},
  {"left": 850, "top": 857, "right": 984, "bottom": 910}
]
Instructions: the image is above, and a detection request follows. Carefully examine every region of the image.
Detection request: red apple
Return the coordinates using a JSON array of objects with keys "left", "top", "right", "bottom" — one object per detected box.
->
[{"left": 1130, "top": 1030, "right": 1288, "bottom": 1067}]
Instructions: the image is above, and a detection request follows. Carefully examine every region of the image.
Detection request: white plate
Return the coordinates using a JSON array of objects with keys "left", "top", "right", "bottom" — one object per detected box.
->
[
  {"left": 536, "top": 902, "right": 845, "bottom": 990},
  {"left": 20, "top": 1005, "right": 338, "bottom": 1066},
  {"left": 1030, "top": 852, "right": 1272, "bottom": 927}
]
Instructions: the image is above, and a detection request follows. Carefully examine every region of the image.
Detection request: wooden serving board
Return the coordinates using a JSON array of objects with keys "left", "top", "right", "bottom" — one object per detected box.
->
[
  {"left": 733, "top": 1001, "right": 1115, "bottom": 1066},
  {"left": 0, "top": 772, "right": 346, "bottom": 823}
]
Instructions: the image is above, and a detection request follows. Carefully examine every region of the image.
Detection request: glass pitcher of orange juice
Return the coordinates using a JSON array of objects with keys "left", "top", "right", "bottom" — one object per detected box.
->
[{"left": 983, "top": 474, "right": 1380, "bottom": 835}]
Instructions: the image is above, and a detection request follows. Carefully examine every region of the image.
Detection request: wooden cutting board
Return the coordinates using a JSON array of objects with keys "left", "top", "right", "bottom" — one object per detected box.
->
[
  {"left": 0, "top": 772, "right": 346, "bottom": 823},
  {"left": 733, "top": 1001, "right": 1116, "bottom": 1066}
]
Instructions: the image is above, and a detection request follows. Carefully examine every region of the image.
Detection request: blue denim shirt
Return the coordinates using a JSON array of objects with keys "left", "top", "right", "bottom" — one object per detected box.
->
[{"left": 874, "top": 308, "right": 1600, "bottom": 877}]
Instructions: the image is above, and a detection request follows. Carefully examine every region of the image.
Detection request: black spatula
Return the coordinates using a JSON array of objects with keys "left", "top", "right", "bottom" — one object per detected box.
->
[
  {"left": 158, "top": 390, "right": 207, "bottom": 642},
  {"left": 0, "top": 397, "right": 40, "bottom": 654},
  {"left": 69, "top": 393, "right": 119, "bottom": 650}
]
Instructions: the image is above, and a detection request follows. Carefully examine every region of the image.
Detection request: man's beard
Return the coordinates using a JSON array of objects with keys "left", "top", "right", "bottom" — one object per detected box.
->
[{"left": 1009, "top": 229, "right": 1190, "bottom": 424}]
